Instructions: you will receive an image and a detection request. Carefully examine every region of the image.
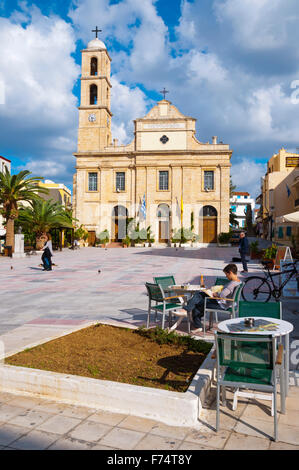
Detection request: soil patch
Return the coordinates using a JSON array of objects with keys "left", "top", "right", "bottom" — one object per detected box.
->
[{"left": 6, "top": 325, "right": 212, "bottom": 393}]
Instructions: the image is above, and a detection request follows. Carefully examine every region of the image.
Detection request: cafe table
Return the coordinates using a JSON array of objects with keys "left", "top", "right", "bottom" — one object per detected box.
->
[{"left": 217, "top": 317, "right": 294, "bottom": 395}]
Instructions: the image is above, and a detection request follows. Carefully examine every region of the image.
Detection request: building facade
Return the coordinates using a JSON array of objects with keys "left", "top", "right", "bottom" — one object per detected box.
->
[
  {"left": 36, "top": 180, "right": 72, "bottom": 209},
  {"left": 73, "top": 38, "right": 232, "bottom": 245},
  {"left": 257, "top": 148, "right": 299, "bottom": 245},
  {"left": 230, "top": 192, "right": 255, "bottom": 229}
]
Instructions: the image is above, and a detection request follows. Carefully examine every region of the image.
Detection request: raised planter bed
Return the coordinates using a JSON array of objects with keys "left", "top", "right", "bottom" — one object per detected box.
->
[{"left": 0, "top": 324, "right": 214, "bottom": 427}]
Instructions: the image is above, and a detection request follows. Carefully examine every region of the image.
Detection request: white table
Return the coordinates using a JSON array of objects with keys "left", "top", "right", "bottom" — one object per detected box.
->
[{"left": 217, "top": 317, "right": 294, "bottom": 395}]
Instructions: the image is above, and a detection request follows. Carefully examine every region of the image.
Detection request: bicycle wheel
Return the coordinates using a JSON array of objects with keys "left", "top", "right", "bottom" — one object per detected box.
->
[{"left": 242, "top": 276, "right": 272, "bottom": 302}]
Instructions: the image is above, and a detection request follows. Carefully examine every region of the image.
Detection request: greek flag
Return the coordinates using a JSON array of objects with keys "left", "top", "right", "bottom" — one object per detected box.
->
[{"left": 140, "top": 193, "right": 146, "bottom": 219}]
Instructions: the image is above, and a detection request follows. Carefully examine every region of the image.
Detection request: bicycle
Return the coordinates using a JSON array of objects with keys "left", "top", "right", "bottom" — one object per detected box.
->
[{"left": 241, "top": 259, "right": 299, "bottom": 302}]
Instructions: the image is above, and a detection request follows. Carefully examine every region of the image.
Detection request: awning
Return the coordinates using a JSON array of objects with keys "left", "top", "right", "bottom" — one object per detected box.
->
[{"left": 276, "top": 211, "right": 299, "bottom": 223}]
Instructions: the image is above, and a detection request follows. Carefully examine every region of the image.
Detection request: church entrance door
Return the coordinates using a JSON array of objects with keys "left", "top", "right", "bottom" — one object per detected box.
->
[
  {"left": 202, "top": 206, "right": 218, "bottom": 243},
  {"left": 112, "top": 205, "right": 128, "bottom": 242},
  {"left": 159, "top": 221, "right": 169, "bottom": 243},
  {"left": 88, "top": 231, "right": 96, "bottom": 246},
  {"left": 157, "top": 204, "right": 170, "bottom": 243}
]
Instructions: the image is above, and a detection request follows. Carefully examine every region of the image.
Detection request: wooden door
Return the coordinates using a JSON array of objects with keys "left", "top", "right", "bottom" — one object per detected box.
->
[
  {"left": 159, "top": 221, "right": 169, "bottom": 243},
  {"left": 203, "top": 218, "right": 217, "bottom": 243},
  {"left": 113, "top": 219, "right": 119, "bottom": 242},
  {"left": 88, "top": 231, "right": 96, "bottom": 246}
]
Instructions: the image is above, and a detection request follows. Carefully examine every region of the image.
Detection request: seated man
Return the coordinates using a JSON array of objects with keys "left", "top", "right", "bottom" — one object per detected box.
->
[{"left": 182, "top": 263, "right": 241, "bottom": 332}]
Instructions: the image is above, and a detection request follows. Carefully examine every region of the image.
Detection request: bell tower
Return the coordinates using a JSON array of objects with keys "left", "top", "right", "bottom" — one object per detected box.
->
[{"left": 77, "top": 31, "right": 112, "bottom": 152}]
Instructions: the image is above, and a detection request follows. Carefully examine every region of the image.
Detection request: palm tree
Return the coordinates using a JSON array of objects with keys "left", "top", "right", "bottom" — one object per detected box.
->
[
  {"left": 17, "top": 199, "right": 74, "bottom": 249},
  {"left": 0, "top": 169, "right": 47, "bottom": 252}
]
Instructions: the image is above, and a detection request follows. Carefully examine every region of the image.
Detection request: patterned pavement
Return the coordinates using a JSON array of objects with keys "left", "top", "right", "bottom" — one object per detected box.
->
[
  {"left": 0, "top": 245, "right": 299, "bottom": 450},
  {"left": 0, "top": 246, "right": 242, "bottom": 335}
]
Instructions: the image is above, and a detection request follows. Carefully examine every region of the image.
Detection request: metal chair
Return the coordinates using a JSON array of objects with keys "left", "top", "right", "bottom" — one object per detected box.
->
[
  {"left": 238, "top": 301, "right": 282, "bottom": 319},
  {"left": 145, "top": 282, "right": 183, "bottom": 330},
  {"left": 215, "top": 331, "right": 285, "bottom": 441},
  {"left": 203, "top": 282, "right": 244, "bottom": 336}
]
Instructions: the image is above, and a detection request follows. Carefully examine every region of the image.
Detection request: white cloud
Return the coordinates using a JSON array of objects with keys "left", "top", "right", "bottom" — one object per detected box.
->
[
  {"left": 0, "top": 5, "right": 79, "bottom": 185},
  {"left": 17, "top": 158, "right": 69, "bottom": 180},
  {"left": 214, "top": 0, "right": 299, "bottom": 51},
  {"left": 110, "top": 77, "right": 151, "bottom": 144},
  {"left": 231, "top": 158, "right": 266, "bottom": 198}
]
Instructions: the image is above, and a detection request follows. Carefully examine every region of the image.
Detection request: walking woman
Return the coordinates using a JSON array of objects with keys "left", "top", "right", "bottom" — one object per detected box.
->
[{"left": 42, "top": 233, "right": 54, "bottom": 271}]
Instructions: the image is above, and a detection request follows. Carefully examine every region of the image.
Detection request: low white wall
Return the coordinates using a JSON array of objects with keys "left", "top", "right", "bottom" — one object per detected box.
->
[{"left": 0, "top": 350, "right": 214, "bottom": 427}]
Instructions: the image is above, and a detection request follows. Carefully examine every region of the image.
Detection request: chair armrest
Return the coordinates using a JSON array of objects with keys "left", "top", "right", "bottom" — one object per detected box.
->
[
  {"left": 211, "top": 297, "right": 234, "bottom": 301},
  {"left": 276, "top": 344, "right": 284, "bottom": 365},
  {"left": 164, "top": 295, "right": 183, "bottom": 300}
]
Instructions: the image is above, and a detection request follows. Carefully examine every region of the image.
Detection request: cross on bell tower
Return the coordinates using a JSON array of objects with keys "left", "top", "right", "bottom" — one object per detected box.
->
[{"left": 92, "top": 26, "right": 102, "bottom": 39}]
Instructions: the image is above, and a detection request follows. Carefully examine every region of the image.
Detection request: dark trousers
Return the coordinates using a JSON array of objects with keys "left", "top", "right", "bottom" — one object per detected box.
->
[
  {"left": 183, "top": 292, "right": 225, "bottom": 328},
  {"left": 42, "top": 249, "right": 52, "bottom": 271},
  {"left": 240, "top": 252, "right": 248, "bottom": 271}
]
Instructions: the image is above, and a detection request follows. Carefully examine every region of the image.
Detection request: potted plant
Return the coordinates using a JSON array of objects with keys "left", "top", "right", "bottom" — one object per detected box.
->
[
  {"left": 122, "top": 235, "right": 131, "bottom": 247},
  {"left": 74, "top": 224, "right": 88, "bottom": 247},
  {"left": 250, "top": 241, "right": 263, "bottom": 259},
  {"left": 146, "top": 225, "right": 155, "bottom": 247},
  {"left": 262, "top": 244, "right": 278, "bottom": 269},
  {"left": 218, "top": 232, "right": 231, "bottom": 246},
  {"left": 97, "top": 229, "right": 109, "bottom": 248}
]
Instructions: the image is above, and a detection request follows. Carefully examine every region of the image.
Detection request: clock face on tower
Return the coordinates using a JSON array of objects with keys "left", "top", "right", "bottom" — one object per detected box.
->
[{"left": 88, "top": 113, "right": 96, "bottom": 123}]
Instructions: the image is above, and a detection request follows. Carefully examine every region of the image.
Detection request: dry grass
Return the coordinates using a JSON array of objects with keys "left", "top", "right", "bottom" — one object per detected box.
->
[{"left": 6, "top": 324, "right": 211, "bottom": 392}]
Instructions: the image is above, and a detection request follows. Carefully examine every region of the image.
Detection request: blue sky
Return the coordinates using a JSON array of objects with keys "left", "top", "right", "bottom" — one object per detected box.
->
[{"left": 1, "top": 0, "right": 299, "bottom": 198}]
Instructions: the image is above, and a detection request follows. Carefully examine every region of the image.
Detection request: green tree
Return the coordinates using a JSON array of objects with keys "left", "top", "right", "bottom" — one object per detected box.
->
[
  {"left": 230, "top": 176, "right": 237, "bottom": 197},
  {"left": 0, "top": 169, "right": 47, "bottom": 252},
  {"left": 17, "top": 199, "right": 73, "bottom": 250}
]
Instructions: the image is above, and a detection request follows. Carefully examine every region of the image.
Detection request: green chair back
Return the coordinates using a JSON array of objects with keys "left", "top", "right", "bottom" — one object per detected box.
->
[
  {"left": 153, "top": 276, "right": 176, "bottom": 290},
  {"left": 145, "top": 282, "right": 163, "bottom": 302},
  {"left": 216, "top": 332, "right": 274, "bottom": 374},
  {"left": 238, "top": 301, "right": 281, "bottom": 319},
  {"left": 215, "top": 277, "right": 230, "bottom": 287}
]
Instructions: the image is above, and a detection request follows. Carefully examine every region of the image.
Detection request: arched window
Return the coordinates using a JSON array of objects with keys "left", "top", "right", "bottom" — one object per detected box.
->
[
  {"left": 90, "top": 84, "right": 97, "bottom": 105},
  {"left": 90, "top": 57, "right": 98, "bottom": 76},
  {"left": 157, "top": 204, "right": 170, "bottom": 218},
  {"left": 203, "top": 206, "right": 217, "bottom": 217}
]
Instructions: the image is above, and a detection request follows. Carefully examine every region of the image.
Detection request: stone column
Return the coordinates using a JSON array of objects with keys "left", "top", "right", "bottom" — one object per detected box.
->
[{"left": 12, "top": 233, "right": 26, "bottom": 258}]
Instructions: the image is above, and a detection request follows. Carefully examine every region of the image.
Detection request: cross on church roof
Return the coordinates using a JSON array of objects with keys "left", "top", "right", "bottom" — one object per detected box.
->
[
  {"left": 160, "top": 88, "right": 169, "bottom": 100},
  {"left": 92, "top": 26, "right": 102, "bottom": 39}
]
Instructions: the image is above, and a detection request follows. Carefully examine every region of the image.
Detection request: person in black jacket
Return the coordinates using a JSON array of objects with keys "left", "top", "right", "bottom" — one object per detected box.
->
[{"left": 239, "top": 231, "right": 249, "bottom": 273}]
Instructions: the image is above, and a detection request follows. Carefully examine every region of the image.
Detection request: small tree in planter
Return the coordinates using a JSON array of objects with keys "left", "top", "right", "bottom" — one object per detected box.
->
[
  {"left": 262, "top": 244, "right": 278, "bottom": 269},
  {"left": 97, "top": 229, "right": 109, "bottom": 247},
  {"left": 146, "top": 225, "right": 155, "bottom": 247},
  {"left": 218, "top": 232, "right": 231, "bottom": 245},
  {"left": 74, "top": 224, "right": 88, "bottom": 247},
  {"left": 122, "top": 235, "right": 131, "bottom": 247},
  {"left": 171, "top": 227, "right": 195, "bottom": 246},
  {"left": 250, "top": 241, "right": 263, "bottom": 259}
]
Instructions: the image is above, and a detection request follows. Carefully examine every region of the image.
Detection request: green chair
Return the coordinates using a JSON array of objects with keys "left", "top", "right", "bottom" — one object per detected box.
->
[
  {"left": 238, "top": 301, "right": 282, "bottom": 319},
  {"left": 153, "top": 275, "right": 184, "bottom": 304},
  {"left": 215, "top": 332, "right": 285, "bottom": 441},
  {"left": 153, "top": 275, "right": 176, "bottom": 292},
  {"left": 214, "top": 277, "right": 230, "bottom": 287},
  {"left": 153, "top": 275, "right": 190, "bottom": 332},
  {"left": 203, "top": 282, "right": 244, "bottom": 337},
  {"left": 145, "top": 282, "right": 183, "bottom": 330}
]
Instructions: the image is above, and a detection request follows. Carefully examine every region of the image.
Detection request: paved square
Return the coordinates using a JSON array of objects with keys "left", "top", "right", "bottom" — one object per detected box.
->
[{"left": 0, "top": 245, "right": 298, "bottom": 450}]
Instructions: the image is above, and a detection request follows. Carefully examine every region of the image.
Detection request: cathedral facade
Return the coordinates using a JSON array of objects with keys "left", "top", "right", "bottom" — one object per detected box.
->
[{"left": 73, "top": 37, "right": 232, "bottom": 245}]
